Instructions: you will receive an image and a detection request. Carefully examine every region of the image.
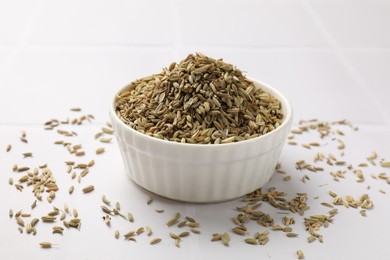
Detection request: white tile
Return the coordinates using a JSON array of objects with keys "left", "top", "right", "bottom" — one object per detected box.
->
[
  {"left": 0, "top": 0, "right": 43, "bottom": 44},
  {"left": 311, "top": 2, "right": 390, "bottom": 47},
  {"left": 0, "top": 48, "right": 176, "bottom": 124},
  {"left": 178, "top": 49, "right": 384, "bottom": 124},
  {"left": 175, "top": 0, "right": 329, "bottom": 47},
  {"left": 0, "top": 47, "right": 12, "bottom": 75},
  {"left": 26, "top": 0, "right": 175, "bottom": 45},
  {"left": 345, "top": 51, "right": 390, "bottom": 123}
]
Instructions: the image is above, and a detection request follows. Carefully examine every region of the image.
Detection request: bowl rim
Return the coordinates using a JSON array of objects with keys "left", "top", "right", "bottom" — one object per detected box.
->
[{"left": 110, "top": 77, "right": 293, "bottom": 148}]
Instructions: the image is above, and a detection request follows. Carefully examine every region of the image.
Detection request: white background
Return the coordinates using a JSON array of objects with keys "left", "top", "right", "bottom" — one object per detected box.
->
[{"left": 1, "top": 0, "right": 390, "bottom": 259}]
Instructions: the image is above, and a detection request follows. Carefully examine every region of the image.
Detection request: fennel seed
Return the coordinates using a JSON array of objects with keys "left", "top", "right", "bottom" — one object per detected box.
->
[
  {"left": 39, "top": 242, "right": 57, "bottom": 248},
  {"left": 82, "top": 185, "right": 94, "bottom": 193},
  {"left": 150, "top": 238, "right": 162, "bottom": 245}
]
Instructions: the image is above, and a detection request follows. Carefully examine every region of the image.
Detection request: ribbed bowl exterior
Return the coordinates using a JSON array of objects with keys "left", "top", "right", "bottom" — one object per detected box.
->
[{"left": 110, "top": 79, "right": 292, "bottom": 202}]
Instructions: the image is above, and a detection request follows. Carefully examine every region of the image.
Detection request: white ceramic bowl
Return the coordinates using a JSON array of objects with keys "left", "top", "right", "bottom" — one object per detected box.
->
[{"left": 110, "top": 78, "right": 292, "bottom": 203}]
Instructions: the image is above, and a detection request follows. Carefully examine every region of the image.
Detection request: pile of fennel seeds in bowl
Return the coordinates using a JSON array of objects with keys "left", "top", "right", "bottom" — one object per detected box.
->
[{"left": 115, "top": 53, "right": 283, "bottom": 144}]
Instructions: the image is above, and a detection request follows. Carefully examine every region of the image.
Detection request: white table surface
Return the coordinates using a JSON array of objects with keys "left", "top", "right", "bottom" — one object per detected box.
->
[{"left": 1, "top": 0, "right": 390, "bottom": 259}]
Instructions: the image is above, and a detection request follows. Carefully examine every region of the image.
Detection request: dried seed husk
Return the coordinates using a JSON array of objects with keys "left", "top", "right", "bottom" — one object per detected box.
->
[
  {"left": 31, "top": 218, "right": 39, "bottom": 227},
  {"left": 9, "top": 209, "right": 13, "bottom": 218},
  {"left": 286, "top": 233, "right": 299, "bottom": 238},
  {"left": 232, "top": 226, "right": 248, "bottom": 236},
  {"left": 16, "top": 217, "right": 25, "bottom": 227},
  {"left": 185, "top": 216, "right": 196, "bottom": 223},
  {"left": 136, "top": 227, "right": 144, "bottom": 235},
  {"left": 113, "top": 208, "right": 126, "bottom": 219},
  {"left": 69, "top": 218, "right": 81, "bottom": 229},
  {"left": 169, "top": 233, "right": 180, "bottom": 240},
  {"left": 179, "top": 231, "right": 190, "bottom": 238},
  {"left": 48, "top": 210, "right": 59, "bottom": 216},
  {"left": 76, "top": 163, "right": 87, "bottom": 169},
  {"left": 155, "top": 209, "right": 164, "bottom": 213},
  {"left": 53, "top": 226, "right": 64, "bottom": 235},
  {"left": 96, "top": 147, "right": 105, "bottom": 154},
  {"left": 88, "top": 160, "right": 95, "bottom": 167},
  {"left": 6, "top": 144, "right": 11, "bottom": 152},
  {"left": 101, "top": 205, "right": 113, "bottom": 215},
  {"left": 283, "top": 227, "right": 293, "bottom": 232},
  {"left": 21, "top": 213, "right": 31, "bottom": 218},
  {"left": 147, "top": 196, "right": 153, "bottom": 205},
  {"left": 31, "top": 200, "right": 37, "bottom": 209},
  {"left": 221, "top": 232, "right": 230, "bottom": 247},
  {"left": 115, "top": 230, "right": 120, "bottom": 239},
  {"left": 63, "top": 221, "right": 70, "bottom": 228},
  {"left": 190, "top": 228, "right": 200, "bottom": 234},
  {"left": 150, "top": 238, "right": 161, "bottom": 245},
  {"left": 102, "top": 195, "right": 111, "bottom": 205},
  {"left": 187, "top": 222, "right": 200, "bottom": 228},
  {"left": 18, "top": 227, "right": 23, "bottom": 234},
  {"left": 177, "top": 220, "right": 187, "bottom": 228},
  {"left": 381, "top": 161, "right": 390, "bottom": 168},
  {"left": 75, "top": 151, "right": 85, "bottom": 157},
  {"left": 48, "top": 191, "right": 56, "bottom": 200},
  {"left": 244, "top": 238, "right": 258, "bottom": 245},
  {"left": 17, "top": 167, "right": 30, "bottom": 172},
  {"left": 103, "top": 215, "right": 111, "bottom": 225},
  {"left": 82, "top": 185, "right": 94, "bottom": 193},
  {"left": 41, "top": 216, "right": 56, "bottom": 222},
  {"left": 127, "top": 212, "right": 134, "bottom": 222},
  {"left": 166, "top": 212, "right": 180, "bottom": 227},
  {"left": 72, "top": 144, "right": 82, "bottom": 150},
  {"left": 146, "top": 226, "right": 152, "bottom": 236},
  {"left": 22, "top": 152, "right": 33, "bottom": 158},
  {"left": 100, "top": 138, "right": 112, "bottom": 143},
  {"left": 115, "top": 202, "right": 121, "bottom": 211},
  {"left": 175, "top": 239, "right": 180, "bottom": 248},
  {"left": 297, "top": 250, "right": 304, "bottom": 259},
  {"left": 95, "top": 132, "right": 103, "bottom": 139},
  {"left": 39, "top": 242, "right": 57, "bottom": 248},
  {"left": 62, "top": 203, "right": 69, "bottom": 214},
  {"left": 337, "top": 139, "right": 345, "bottom": 149},
  {"left": 211, "top": 233, "right": 223, "bottom": 241},
  {"left": 18, "top": 175, "right": 29, "bottom": 183},
  {"left": 8, "top": 177, "right": 13, "bottom": 185},
  {"left": 70, "top": 107, "right": 81, "bottom": 112},
  {"left": 124, "top": 231, "right": 135, "bottom": 238},
  {"left": 321, "top": 202, "right": 334, "bottom": 208},
  {"left": 308, "top": 236, "right": 316, "bottom": 243},
  {"left": 68, "top": 186, "right": 74, "bottom": 194},
  {"left": 26, "top": 223, "right": 32, "bottom": 234},
  {"left": 102, "top": 127, "right": 114, "bottom": 134},
  {"left": 80, "top": 168, "right": 89, "bottom": 177},
  {"left": 73, "top": 208, "right": 78, "bottom": 218}
]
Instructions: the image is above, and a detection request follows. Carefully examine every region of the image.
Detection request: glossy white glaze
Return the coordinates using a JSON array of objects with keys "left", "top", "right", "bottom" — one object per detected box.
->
[{"left": 110, "top": 79, "right": 293, "bottom": 202}]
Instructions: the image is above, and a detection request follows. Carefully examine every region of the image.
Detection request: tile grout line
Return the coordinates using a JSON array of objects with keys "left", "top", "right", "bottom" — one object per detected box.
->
[{"left": 301, "top": 0, "right": 390, "bottom": 126}]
